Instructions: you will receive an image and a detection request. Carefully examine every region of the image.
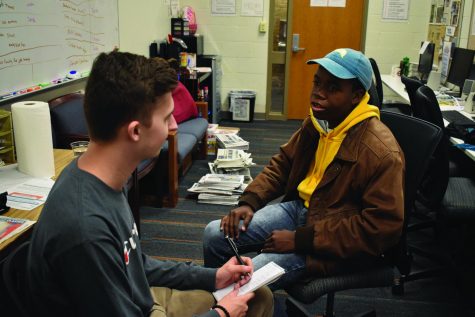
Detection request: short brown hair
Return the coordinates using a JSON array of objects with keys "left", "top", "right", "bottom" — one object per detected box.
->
[{"left": 84, "top": 51, "right": 177, "bottom": 142}]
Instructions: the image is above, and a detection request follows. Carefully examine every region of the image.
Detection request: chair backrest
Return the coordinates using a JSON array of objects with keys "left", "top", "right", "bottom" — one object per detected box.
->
[
  {"left": 368, "top": 80, "right": 382, "bottom": 108},
  {"left": 2, "top": 241, "right": 31, "bottom": 316},
  {"left": 380, "top": 111, "right": 442, "bottom": 267},
  {"left": 413, "top": 86, "right": 445, "bottom": 130},
  {"left": 369, "top": 58, "right": 383, "bottom": 105},
  {"left": 48, "top": 93, "right": 89, "bottom": 149},
  {"left": 412, "top": 86, "right": 450, "bottom": 208},
  {"left": 400, "top": 75, "right": 423, "bottom": 108}
]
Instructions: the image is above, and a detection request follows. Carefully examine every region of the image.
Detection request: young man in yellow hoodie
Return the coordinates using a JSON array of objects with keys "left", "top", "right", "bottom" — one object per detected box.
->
[{"left": 203, "top": 48, "right": 404, "bottom": 290}]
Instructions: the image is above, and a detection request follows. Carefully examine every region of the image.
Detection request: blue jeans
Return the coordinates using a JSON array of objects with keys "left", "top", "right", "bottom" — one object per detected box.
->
[{"left": 203, "top": 200, "right": 308, "bottom": 291}]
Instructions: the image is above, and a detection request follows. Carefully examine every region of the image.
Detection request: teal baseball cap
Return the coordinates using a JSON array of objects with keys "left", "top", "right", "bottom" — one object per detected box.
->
[{"left": 307, "top": 48, "right": 372, "bottom": 91}]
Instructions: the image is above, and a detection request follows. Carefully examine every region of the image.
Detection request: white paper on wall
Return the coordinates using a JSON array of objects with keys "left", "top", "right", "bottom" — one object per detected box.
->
[
  {"left": 241, "top": 0, "right": 264, "bottom": 16},
  {"left": 212, "top": 0, "right": 236, "bottom": 16}
]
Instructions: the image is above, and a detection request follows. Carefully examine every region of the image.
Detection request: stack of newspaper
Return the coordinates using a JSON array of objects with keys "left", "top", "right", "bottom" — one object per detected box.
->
[
  {"left": 216, "top": 134, "right": 249, "bottom": 150},
  {"left": 214, "top": 149, "right": 254, "bottom": 169},
  {"left": 187, "top": 174, "right": 246, "bottom": 206},
  {"left": 208, "top": 148, "right": 254, "bottom": 183}
]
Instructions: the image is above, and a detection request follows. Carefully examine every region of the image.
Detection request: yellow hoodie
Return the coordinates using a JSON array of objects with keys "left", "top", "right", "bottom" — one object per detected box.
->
[{"left": 298, "top": 93, "right": 380, "bottom": 208}]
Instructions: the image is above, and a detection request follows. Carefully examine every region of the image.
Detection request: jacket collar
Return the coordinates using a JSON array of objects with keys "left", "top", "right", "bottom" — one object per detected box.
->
[
  {"left": 335, "top": 120, "right": 369, "bottom": 162},
  {"left": 303, "top": 116, "right": 371, "bottom": 163}
]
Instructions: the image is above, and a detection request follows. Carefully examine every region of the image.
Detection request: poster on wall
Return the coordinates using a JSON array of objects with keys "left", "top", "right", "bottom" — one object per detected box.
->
[
  {"left": 311, "top": 0, "right": 328, "bottom": 6},
  {"left": 212, "top": 0, "right": 236, "bottom": 16},
  {"left": 170, "top": 0, "right": 180, "bottom": 17},
  {"left": 310, "top": 0, "right": 346, "bottom": 7},
  {"left": 440, "top": 41, "right": 453, "bottom": 82},
  {"left": 382, "top": 0, "right": 409, "bottom": 21},
  {"left": 328, "top": 0, "right": 346, "bottom": 7},
  {"left": 241, "top": 0, "right": 263, "bottom": 16}
]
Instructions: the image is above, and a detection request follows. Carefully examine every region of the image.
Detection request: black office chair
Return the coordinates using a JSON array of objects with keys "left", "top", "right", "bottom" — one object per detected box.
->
[
  {"left": 368, "top": 80, "right": 381, "bottom": 108},
  {"left": 369, "top": 58, "right": 384, "bottom": 105},
  {"left": 393, "top": 85, "right": 475, "bottom": 295},
  {"left": 407, "top": 86, "right": 448, "bottom": 213},
  {"left": 369, "top": 58, "right": 411, "bottom": 115},
  {"left": 400, "top": 75, "right": 423, "bottom": 111},
  {"left": 2, "top": 241, "right": 30, "bottom": 317},
  {"left": 49, "top": 92, "right": 89, "bottom": 149},
  {"left": 285, "top": 111, "right": 443, "bottom": 316}
]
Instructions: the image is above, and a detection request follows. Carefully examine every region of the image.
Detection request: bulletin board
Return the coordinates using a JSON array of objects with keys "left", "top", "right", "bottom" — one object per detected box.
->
[{"left": 0, "top": 0, "right": 119, "bottom": 97}]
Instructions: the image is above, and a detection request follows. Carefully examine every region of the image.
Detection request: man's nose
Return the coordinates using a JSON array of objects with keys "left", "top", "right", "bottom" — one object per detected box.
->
[{"left": 311, "top": 87, "right": 325, "bottom": 100}]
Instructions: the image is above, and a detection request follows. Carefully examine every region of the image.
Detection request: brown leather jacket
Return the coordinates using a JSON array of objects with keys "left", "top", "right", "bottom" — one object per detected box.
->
[{"left": 239, "top": 117, "right": 404, "bottom": 276}]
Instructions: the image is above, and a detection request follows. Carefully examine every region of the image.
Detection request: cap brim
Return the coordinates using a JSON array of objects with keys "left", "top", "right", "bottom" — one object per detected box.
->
[{"left": 307, "top": 58, "right": 356, "bottom": 80}]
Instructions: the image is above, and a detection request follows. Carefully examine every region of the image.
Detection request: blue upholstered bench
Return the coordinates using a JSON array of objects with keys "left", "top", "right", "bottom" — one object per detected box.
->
[{"left": 151, "top": 102, "right": 209, "bottom": 207}]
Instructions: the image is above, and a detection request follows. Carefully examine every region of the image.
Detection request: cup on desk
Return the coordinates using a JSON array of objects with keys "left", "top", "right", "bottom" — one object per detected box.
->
[
  {"left": 391, "top": 65, "right": 401, "bottom": 77},
  {"left": 70, "top": 141, "right": 89, "bottom": 157}
]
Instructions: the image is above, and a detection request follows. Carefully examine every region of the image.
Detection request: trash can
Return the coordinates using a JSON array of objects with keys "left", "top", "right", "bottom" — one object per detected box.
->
[{"left": 229, "top": 90, "right": 256, "bottom": 122}]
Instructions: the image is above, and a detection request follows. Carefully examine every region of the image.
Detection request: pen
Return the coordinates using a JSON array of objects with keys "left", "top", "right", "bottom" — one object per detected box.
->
[{"left": 225, "top": 235, "right": 250, "bottom": 277}]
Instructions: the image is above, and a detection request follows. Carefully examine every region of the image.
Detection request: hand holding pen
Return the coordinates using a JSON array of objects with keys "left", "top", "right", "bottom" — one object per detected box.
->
[
  {"left": 215, "top": 246, "right": 253, "bottom": 289},
  {"left": 225, "top": 235, "right": 251, "bottom": 278}
]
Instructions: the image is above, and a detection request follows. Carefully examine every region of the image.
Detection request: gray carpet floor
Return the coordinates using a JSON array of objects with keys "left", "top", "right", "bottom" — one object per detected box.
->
[{"left": 140, "top": 119, "right": 475, "bottom": 316}]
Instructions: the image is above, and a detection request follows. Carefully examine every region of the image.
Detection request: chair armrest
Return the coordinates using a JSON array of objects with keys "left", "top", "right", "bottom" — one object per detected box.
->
[
  {"left": 196, "top": 101, "right": 208, "bottom": 120},
  {"left": 166, "top": 130, "right": 178, "bottom": 207}
]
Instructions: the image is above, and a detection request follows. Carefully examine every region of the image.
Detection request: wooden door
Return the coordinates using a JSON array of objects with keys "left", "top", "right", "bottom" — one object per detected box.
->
[{"left": 287, "top": 1, "right": 366, "bottom": 119}]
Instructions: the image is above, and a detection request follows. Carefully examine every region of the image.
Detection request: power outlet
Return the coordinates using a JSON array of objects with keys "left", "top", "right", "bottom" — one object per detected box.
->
[{"left": 259, "top": 21, "right": 267, "bottom": 33}]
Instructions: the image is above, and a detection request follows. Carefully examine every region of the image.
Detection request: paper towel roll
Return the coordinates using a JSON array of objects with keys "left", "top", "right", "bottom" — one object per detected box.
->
[{"left": 11, "top": 101, "right": 55, "bottom": 178}]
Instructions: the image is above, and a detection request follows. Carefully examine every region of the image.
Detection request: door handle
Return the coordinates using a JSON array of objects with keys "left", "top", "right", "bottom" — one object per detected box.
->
[{"left": 292, "top": 34, "right": 306, "bottom": 52}]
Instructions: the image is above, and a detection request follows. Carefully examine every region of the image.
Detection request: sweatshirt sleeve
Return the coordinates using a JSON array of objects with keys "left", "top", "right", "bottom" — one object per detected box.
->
[{"left": 143, "top": 254, "right": 218, "bottom": 291}]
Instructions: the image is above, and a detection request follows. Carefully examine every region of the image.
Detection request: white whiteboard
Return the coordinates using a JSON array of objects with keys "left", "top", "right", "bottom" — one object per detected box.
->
[{"left": 0, "top": 0, "right": 119, "bottom": 95}]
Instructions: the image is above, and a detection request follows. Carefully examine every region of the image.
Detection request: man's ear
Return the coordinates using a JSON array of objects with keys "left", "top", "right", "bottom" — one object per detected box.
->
[
  {"left": 352, "top": 89, "right": 365, "bottom": 105},
  {"left": 127, "top": 121, "right": 141, "bottom": 142}
]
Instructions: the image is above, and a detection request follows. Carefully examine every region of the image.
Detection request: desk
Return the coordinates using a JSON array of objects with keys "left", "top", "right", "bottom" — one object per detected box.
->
[
  {"left": 0, "top": 149, "right": 74, "bottom": 258},
  {"left": 381, "top": 74, "right": 409, "bottom": 103},
  {"left": 382, "top": 74, "right": 475, "bottom": 161}
]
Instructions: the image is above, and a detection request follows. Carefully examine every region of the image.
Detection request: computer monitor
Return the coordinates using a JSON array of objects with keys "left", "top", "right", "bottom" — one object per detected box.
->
[
  {"left": 446, "top": 47, "right": 475, "bottom": 91},
  {"left": 418, "top": 42, "right": 435, "bottom": 81},
  {"left": 468, "top": 63, "right": 475, "bottom": 80}
]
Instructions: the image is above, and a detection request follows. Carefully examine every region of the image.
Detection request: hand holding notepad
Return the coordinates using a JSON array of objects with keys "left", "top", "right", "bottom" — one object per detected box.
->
[{"left": 213, "top": 261, "right": 285, "bottom": 301}]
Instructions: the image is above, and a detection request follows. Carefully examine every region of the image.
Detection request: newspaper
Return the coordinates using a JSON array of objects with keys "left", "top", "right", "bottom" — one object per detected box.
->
[
  {"left": 0, "top": 216, "right": 35, "bottom": 246},
  {"left": 6, "top": 178, "right": 55, "bottom": 210},
  {"left": 216, "top": 134, "right": 249, "bottom": 150},
  {"left": 188, "top": 183, "right": 245, "bottom": 195},
  {"left": 188, "top": 173, "right": 246, "bottom": 205},
  {"left": 208, "top": 163, "right": 253, "bottom": 183},
  {"left": 213, "top": 262, "right": 285, "bottom": 301},
  {"left": 215, "top": 149, "right": 254, "bottom": 169},
  {"left": 436, "top": 94, "right": 464, "bottom": 111},
  {"left": 198, "top": 194, "right": 240, "bottom": 206},
  {"left": 198, "top": 174, "right": 244, "bottom": 186}
]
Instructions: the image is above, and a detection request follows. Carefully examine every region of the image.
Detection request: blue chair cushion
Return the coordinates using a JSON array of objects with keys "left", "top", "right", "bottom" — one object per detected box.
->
[
  {"left": 50, "top": 96, "right": 88, "bottom": 148},
  {"left": 50, "top": 97, "right": 88, "bottom": 137},
  {"left": 178, "top": 117, "right": 208, "bottom": 140},
  {"left": 161, "top": 132, "right": 197, "bottom": 163}
]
